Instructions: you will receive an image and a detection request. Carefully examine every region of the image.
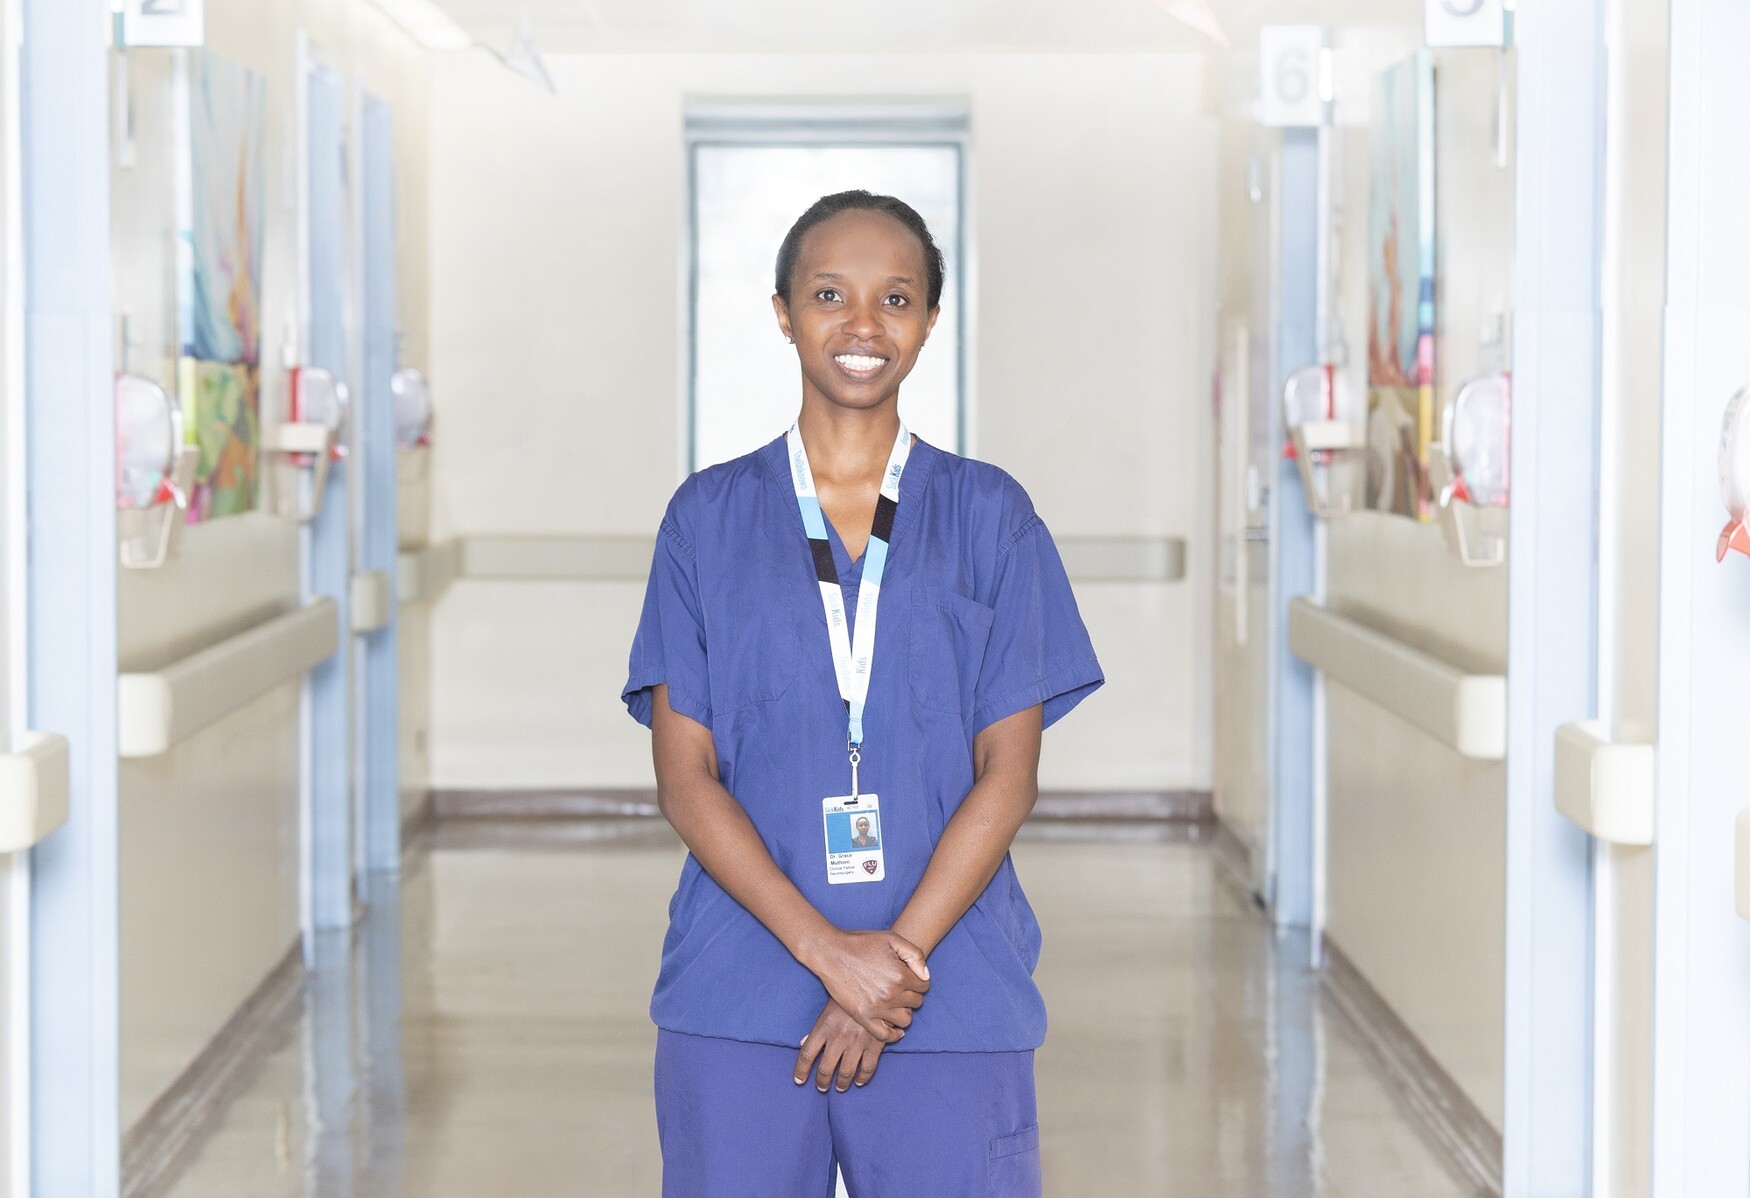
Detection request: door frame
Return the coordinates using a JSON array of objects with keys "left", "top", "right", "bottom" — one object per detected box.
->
[
  {"left": 23, "top": 0, "right": 121, "bottom": 1192},
  {"left": 1501, "top": 0, "right": 1607, "bottom": 1190},
  {"left": 1649, "top": 0, "right": 1750, "bottom": 1189}
]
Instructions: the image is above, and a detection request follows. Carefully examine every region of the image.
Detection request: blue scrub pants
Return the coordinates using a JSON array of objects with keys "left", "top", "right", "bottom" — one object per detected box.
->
[{"left": 655, "top": 1030, "right": 1042, "bottom": 1198}]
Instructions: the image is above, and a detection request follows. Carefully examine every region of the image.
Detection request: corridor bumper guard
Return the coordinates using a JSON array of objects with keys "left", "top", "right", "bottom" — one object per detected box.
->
[
  {"left": 1287, "top": 597, "right": 1506, "bottom": 760},
  {"left": 1553, "top": 720, "right": 1655, "bottom": 846},
  {"left": 0, "top": 731, "right": 70, "bottom": 853},
  {"left": 117, "top": 599, "right": 340, "bottom": 758}
]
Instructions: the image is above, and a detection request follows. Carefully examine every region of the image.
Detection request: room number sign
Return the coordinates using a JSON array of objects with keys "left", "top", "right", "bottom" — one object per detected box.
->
[
  {"left": 118, "top": 0, "right": 205, "bottom": 48},
  {"left": 1258, "top": 26, "right": 1327, "bottom": 129}
]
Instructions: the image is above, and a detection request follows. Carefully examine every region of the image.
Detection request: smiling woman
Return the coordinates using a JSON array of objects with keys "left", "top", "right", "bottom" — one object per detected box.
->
[{"left": 627, "top": 190, "right": 1104, "bottom": 1196}]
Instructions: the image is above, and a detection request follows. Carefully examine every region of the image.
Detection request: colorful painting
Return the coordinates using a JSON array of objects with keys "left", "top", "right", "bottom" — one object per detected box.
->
[
  {"left": 1365, "top": 52, "right": 1436, "bottom": 519},
  {"left": 178, "top": 49, "right": 267, "bottom": 520},
  {"left": 181, "top": 358, "right": 259, "bottom": 519}
]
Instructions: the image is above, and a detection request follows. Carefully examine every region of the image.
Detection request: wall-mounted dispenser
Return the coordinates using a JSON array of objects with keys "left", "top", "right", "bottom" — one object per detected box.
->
[
  {"left": 392, "top": 366, "right": 433, "bottom": 486},
  {"left": 1719, "top": 385, "right": 1750, "bottom": 561},
  {"left": 1282, "top": 363, "right": 1366, "bottom": 519},
  {"left": 1429, "top": 370, "right": 1511, "bottom": 567},
  {"left": 115, "top": 373, "right": 198, "bottom": 570},
  {"left": 265, "top": 365, "right": 347, "bottom": 522},
  {"left": 392, "top": 367, "right": 432, "bottom": 448}
]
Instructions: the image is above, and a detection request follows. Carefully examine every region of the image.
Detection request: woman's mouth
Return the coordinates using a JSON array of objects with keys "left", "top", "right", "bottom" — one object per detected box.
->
[{"left": 833, "top": 353, "right": 889, "bottom": 382}]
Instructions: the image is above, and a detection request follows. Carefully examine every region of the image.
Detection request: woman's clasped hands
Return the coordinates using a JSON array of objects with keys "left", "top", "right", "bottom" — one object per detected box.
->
[{"left": 794, "top": 929, "right": 930, "bottom": 1092}]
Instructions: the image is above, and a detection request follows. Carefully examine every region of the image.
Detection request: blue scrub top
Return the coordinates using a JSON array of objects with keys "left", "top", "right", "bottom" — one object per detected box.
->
[{"left": 623, "top": 432, "right": 1104, "bottom": 1053}]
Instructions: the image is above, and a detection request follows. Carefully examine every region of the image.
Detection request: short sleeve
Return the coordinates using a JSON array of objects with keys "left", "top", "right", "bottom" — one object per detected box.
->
[
  {"left": 622, "top": 513, "right": 713, "bottom": 730},
  {"left": 969, "top": 513, "right": 1104, "bottom": 738}
]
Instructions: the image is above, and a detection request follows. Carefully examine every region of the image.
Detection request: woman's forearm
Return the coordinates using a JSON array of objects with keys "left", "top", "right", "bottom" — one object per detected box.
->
[
  {"left": 651, "top": 685, "right": 932, "bottom": 1041},
  {"left": 890, "top": 705, "right": 1043, "bottom": 956},
  {"left": 651, "top": 688, "right": 837, "bottom": 969},
  {"left": 658, "top": 769, "right": 843, "bottom": 967}
]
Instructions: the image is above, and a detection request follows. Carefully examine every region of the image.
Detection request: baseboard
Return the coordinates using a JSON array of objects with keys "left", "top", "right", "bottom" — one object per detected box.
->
[
  {"left": 1319, "top": 936, "right": 1503, "bottom": 1196},
  {"left": 121, "top": 940, "right": 303, "bottom": 1198},
  {"left": 1030, "top": 790, "right": 1211, "bottom": 821},
  {"left": 431, "top": 788, "right": 1211, "bottom": 823},
  {"left": 433, "top": 788, "right": 662, "bottom": 819}
]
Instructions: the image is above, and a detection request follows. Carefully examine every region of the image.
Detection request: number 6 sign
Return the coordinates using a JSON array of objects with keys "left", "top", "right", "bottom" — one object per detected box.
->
[{"left": 1258, "top": 26, "right": 1327, "bottom": 129}]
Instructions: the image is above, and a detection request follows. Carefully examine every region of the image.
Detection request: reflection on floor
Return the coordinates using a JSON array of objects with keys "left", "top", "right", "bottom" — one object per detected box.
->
[{"left": 153, "top": 819, "right": 1483, "bottom": 1197}]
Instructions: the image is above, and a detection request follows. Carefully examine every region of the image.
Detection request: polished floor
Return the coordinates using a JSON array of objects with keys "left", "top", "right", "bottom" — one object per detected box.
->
[{"left": 153, "top": 819, "right": 1482, "bottom": 1197}]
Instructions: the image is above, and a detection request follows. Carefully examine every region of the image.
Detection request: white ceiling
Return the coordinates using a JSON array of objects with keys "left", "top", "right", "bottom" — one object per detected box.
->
[{"left": 434, "top": 0, "right": 1227, "bottom": 54}]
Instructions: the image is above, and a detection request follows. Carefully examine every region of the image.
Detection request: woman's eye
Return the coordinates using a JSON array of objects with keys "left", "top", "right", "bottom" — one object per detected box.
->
[
  {"left": 816, "top": 289, "right": 840, "bottom": 303},
  {"left": 885, "top": 294, "right": 908, "bottom": 308}
]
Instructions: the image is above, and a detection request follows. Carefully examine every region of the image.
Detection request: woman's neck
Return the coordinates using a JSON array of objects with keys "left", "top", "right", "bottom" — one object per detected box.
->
[{"left": 795, "top": 402, "right": 902, "bottom": 486}]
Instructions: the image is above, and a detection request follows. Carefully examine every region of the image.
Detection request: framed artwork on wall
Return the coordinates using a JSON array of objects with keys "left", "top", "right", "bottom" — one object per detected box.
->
[
  {"left": 175, "top": 48, "right": 267, "bottom": 521},
  {"left": 1365, "top": 50, "right": 1436, "bottom": 520}
]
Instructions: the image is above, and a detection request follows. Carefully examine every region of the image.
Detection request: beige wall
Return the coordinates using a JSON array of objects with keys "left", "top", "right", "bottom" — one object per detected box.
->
[
  {"left": 425, "top": 52, "right": 1216, "bottom": 793},
  {"left": 1321, "top": 46, "right": 1516, "bottom": 1130},
  {"left": 112, "top": 0, "right": 429, "bottom": 1131}
]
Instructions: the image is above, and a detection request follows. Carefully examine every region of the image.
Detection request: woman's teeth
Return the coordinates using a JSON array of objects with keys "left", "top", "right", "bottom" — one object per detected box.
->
[{"left": 835, "top": 354, "right": 887, "bottom": 372}]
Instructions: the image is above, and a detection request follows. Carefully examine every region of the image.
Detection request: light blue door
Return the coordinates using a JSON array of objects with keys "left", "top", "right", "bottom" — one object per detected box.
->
[
  {"left": 357, "top": 92, "right": 400, "bottom": 872},
  {"left": 305, "top": 58, "right": 354, "bottom": 935}
]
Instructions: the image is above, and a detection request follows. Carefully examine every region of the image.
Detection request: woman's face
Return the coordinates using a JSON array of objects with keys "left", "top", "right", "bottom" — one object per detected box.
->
[{"left": 773, "top": 209, "right": 940, "bottom": 415}]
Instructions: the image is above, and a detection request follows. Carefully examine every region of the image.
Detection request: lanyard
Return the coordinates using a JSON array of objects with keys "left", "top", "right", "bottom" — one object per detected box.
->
[{"left": 785, "top": 420, "right": 911, "bottom": 796}]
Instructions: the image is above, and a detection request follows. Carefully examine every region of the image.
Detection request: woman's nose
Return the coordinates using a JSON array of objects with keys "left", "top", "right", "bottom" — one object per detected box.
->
[{"left": 842, "top": 301, "right": 881, "bottom": 339}]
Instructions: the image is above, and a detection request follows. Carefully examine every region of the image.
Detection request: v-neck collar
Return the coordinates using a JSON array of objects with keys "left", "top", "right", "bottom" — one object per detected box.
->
[{"left": 763, "top": 428, "right": 936, "bottom": 565}]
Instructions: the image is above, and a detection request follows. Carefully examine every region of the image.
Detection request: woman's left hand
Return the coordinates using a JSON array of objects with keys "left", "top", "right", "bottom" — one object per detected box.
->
[{"left": 794, "top": 1000, "right": 887, "bottom": 1092}]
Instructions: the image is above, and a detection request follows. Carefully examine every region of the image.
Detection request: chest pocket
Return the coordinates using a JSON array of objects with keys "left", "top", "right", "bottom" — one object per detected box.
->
[{"left": 908, "top": 586, "right": 996, "bottom": 717}]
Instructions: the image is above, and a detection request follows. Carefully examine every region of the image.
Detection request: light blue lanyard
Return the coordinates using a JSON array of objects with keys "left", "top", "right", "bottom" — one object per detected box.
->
[{"left": 785, "top": 421, "right": 911, "bottom": 794}]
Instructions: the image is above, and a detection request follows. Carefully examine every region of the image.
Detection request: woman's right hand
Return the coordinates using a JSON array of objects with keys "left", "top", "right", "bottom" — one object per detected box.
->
[{"left": 803, "top": 930, "right": 930, "bottom": 1042}]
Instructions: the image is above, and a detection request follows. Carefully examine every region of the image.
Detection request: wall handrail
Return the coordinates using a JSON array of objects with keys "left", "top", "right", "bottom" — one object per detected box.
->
[
  {"left": 0, "top": 732, "right": 71, "bottom": 853},
  {"left": 1553, "top": 720, "right": 1654, "bottom": 846},
  {"left": 397, "top": 540, "right": 461, "bottom": 604},
  {"left": 1287, "top": 597, "right": 1506, "bottom": 760},
  {"left": 118, "top": 599, "right": 340, "bottom": 758},
  {"left": 351, "top": 570, "right": 393, "bottom": 633}
]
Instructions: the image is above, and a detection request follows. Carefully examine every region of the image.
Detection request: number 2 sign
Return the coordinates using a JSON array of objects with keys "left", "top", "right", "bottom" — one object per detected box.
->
[{"left": 119, "top": 0, "right": 205, "bottom": 48}]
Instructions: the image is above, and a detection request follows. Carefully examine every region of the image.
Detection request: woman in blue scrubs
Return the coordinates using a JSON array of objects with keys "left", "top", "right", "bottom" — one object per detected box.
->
[{"left": 624, "top": 190, "right": 1103, "bottom": 1197}]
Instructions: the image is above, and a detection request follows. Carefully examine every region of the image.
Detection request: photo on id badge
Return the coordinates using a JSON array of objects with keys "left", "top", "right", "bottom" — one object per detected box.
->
[{"left": 822, "top": 796, "right": 885, "bottom": 884}]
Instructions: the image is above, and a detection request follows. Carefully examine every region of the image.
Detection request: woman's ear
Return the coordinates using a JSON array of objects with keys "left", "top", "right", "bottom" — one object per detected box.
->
[{"left": 771, "top": 293, "right": 794, "bottom": 345}]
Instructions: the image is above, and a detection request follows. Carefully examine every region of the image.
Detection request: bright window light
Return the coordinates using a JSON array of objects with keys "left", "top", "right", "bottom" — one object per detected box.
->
[{"left": 366, "top": 0, "right": 473, "bottom": 52}]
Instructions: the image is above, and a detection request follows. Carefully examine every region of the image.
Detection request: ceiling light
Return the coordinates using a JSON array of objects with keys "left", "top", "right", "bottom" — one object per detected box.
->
[
  {"left": 484, "top": 11, "right": 556, "bottom": 94},
  {"left": 366, "top": 0, "right": 473, "bottom": 52},
  {"left": 1154, "top": 0, "right": 1231, "bottom": 48}
]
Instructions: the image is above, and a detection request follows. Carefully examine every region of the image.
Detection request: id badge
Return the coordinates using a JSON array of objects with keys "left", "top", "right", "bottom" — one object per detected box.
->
[{"left": 822, "top": 794, "right": 885, "bottom": 884}]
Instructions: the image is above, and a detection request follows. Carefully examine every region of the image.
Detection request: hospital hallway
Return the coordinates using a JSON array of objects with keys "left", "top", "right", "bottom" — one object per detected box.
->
[
  {"left": 11, "top": 0, "right": 1750, "bottom": 1194},
  {"left": 147, "top": 818, "right": 1477, "bottom": 1198}
]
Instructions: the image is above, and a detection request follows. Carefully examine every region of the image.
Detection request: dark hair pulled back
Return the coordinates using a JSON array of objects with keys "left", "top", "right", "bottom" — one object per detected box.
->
[{"left": 773, "top": 190, "right": 945, "bottom": 311}]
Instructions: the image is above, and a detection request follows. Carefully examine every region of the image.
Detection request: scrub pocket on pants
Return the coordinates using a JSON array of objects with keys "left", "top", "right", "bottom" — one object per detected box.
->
[{"left": 988, "top": 1123, "right": 1042, "bottom": 1196}]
